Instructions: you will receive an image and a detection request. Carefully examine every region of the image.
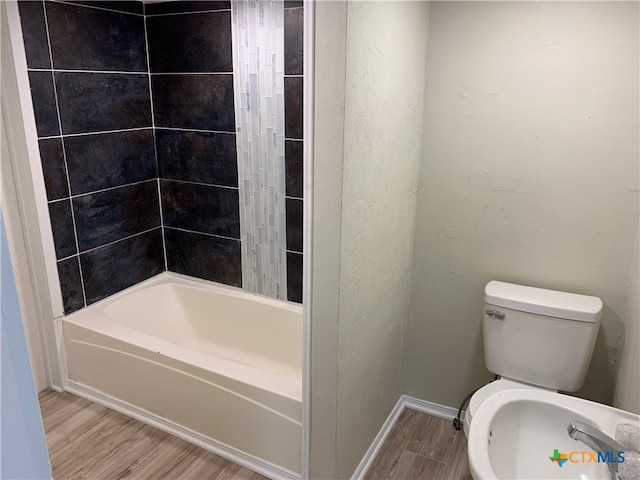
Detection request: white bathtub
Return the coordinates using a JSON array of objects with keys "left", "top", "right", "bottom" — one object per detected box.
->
[{"left": 62, "top": 272, "right": 302, "bottom": 477}]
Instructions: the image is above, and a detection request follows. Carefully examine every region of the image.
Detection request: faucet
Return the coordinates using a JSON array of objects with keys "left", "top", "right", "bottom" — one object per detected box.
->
[{"left": 567, "top": 421, "right": 625, "bottom": 480}]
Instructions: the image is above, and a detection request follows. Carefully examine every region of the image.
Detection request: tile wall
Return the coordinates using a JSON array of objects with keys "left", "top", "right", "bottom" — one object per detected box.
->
[
  {"left": 18, "top": 1, "right": 163, "bottom": 314},
  {"left": 146, "top": 0, "right": 242, "bottom": 287},
  {"left": 284, "top": 1, "right": 304, "bottom": 303},
  {"left": 18, "top": 0, "right": 304, "bottom": 311}
]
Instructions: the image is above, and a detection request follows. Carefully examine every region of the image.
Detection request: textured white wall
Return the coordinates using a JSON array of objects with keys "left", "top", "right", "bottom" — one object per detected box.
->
[
  {"left": 405, "top": 1, "right": 639, "bottom": 408},
  {"left": 614, "top": 227, "right": 639, "bottom": 414},
  {"left": 336, "top": 2, "right": 430, "bottom": 477}
]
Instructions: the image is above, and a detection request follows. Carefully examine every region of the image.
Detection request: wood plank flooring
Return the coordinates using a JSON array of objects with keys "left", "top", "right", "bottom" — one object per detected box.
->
[
  {"left": 39, "top": 390, "right": 267, "bottom": 480},
  {"left": 365, "top": 408, "right": 472, "bottom": 480},
  {"left": 39, "top": 390, "right": 469, "bottom": 480}
]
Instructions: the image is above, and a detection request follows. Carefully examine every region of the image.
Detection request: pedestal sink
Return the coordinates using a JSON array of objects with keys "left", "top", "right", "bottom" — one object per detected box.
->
[{"left": 468, "top": 389, "right": 640, "bottom": 480}]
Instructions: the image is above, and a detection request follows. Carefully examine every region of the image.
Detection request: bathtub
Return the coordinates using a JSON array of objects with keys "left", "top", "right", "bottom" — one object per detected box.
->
[{"left": 62, "top": 272, "right": 302, "bottom": 478}]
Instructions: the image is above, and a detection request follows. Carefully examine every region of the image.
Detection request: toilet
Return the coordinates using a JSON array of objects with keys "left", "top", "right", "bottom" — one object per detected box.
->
[{"left": 463, "top": 280, "right": 602, "bottom": 438}]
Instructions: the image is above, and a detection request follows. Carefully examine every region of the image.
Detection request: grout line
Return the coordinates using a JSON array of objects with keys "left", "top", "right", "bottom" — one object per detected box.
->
[
  {"left": 47, "top": 197, "right": 69, "bottom": 205},
  {"left": 157, "top": 178, "right": 168, "bottom": 270},
  {"left": 285, "top": 195, "right": 303, "bottom": 200},
  {"left": 160, "top": 178, "right": 239, "bottom": 191},
  {"left": 56, "top": 253, "right": 78, "bottom": 263},
  {"left": 284, "top": 74, "right": 304, "bottom": 78},
  {"left": 35, "top": 134, "right": 62, "bottom": 141},
  {"left": 48, "top": 0, "right": 144, "bottom": 17},
  {"left": 151, "top": 72, "right": 234, "bottom": 76},
  {"left": 73, "top": 255, "right": 84, "bottom": 304},
  {"left": 47, "top": 179, "right": 157, "bottom": 202},
  {"left": 143, "top": 18, "right": 156, "bottom": 133},
  {"left": 155, "top": 126, "right": 235, "bottom": 135},
  {"left": 146, "top": 9, "right": 231, "bottom": 18},
  {"left": 142, "top": 6, "right": 168, "bottom": 271},
  {"left": 42, "top": 2, "right": 87, "bottom": 308},
  {"left": 39, "top": 126, "right": 153, "bottom": 140},
  {"left": 77, "top": 226, "right": 162, "bottom": 256},
  {"left": 164, "top": 226, "right": 240, "bottom": 243},
  {"left": 286, "top": 249, "right": 303, "bottom": 255},
  {"left": 285, "top": 137, "right": 303, "bottom": 142},
  {"left": 55, "top": 252, "right": 77, "bottom": 264},
  {"left": 29, "top": 68, "right": 147, "bottom": 75}
]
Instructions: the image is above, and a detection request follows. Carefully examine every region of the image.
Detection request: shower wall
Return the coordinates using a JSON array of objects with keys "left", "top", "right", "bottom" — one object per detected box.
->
[
  {"left": 283, "top": 1, "right": 304, "bottom": 303},
  {"left": 17, "top": 0, "right": 305, "bottom": 314},
  {"left": 146, "top": 1, "right": 242, "bottom": 287},
  {"left": 18, "top": 1, "right": 163, "bottom": 315}
]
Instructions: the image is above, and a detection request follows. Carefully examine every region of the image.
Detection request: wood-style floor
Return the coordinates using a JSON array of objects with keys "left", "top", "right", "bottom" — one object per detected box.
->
[
  {"left": 365, "top": 408, "right": 472, "bottom": 480},
  {"left": 39, "top": 390, "right": 470, "bottom": 480},
  {"left": 39, "top": 390, "right": 267, "bottom": 480}
]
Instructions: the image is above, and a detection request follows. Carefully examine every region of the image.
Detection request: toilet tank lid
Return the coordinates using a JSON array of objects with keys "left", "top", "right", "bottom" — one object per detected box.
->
[{"left": 485, "top": 281, "right": 602, "bottom": 323}]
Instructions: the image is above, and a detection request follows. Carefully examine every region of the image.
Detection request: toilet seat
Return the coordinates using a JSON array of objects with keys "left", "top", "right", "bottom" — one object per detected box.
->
[{"left": 462, "top": 378, "right": 542, "bottom": 438}]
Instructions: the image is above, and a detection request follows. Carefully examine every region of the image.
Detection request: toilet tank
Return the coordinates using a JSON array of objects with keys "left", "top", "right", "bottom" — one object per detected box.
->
[{"left": 483, "top": 281, "right": 602, "bottom": 392}]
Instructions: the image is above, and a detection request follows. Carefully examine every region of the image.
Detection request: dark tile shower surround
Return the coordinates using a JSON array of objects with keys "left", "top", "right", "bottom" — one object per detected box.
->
[
  {"left": 151, "top": 74, "right": 235, "bottom": 131},
  {"left": 147, "top": 3, "right": 242, "bottom": 288},
  {"left": 28, "top": 70, "right": 59, "bottom": 137},
  {"left": 284, "top": 2, "right": 304, "bottom": 303},
  {"left": 46, "top": 1, "right": 147, "bottom": 71},
  {"left": 19, "top": 0, "right": 161, "bottom": 313},
  {"left": 146, "top": 10, "right": 233, "bottom": 73},
  {"left": 18, "top": 0, "right": 305, "bottom": 310},
  {"left": 38, "top": 137, "right": 68, "bottom": 200},
  {"left": 55, "top": 72, "right": 152, "bottom": 134},
  {"left": 156, "top": 129, "right": 237, "bottom": 186},
  {"left": 64, "top": 129, "right": 156, "bottom": 194}
]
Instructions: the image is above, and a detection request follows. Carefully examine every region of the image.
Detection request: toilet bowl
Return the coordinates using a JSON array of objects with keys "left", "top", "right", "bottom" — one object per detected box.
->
[
  {"left": 463, "top": 378, "right": 541, "bottom": 438},
  {"left": 467, "top": 388, "right": 639, "bottom": 480},
  {"left": 464, "top": 281, "right": 602, "bottom": 456}
]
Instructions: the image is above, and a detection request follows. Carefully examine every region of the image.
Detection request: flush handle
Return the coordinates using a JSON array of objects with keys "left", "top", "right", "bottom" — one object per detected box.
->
[{"left": 485, "top": 309, "right": 505, "bottom": 320}]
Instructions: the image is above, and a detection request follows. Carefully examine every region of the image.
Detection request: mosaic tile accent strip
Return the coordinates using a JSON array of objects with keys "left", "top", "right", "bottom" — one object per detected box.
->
[{"left": 231, "top": 0, "right": 287, "bottom": 300}]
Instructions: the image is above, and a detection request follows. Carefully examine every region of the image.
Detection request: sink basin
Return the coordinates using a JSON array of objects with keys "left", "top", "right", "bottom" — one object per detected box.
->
[{"left": 468, "top": 388, "right": 640, "bottom": 480}]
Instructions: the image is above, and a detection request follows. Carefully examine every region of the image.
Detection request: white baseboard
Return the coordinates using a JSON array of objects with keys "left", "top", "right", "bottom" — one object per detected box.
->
[
  {"left": 350, "top": 396, "right": 406, "bottom": 480},
  {"left": 63, "top": 380, "right": 300, "bottom": 480},
  {"left": 402, "top": 395, "right": 462, "bottom": 421},
  {"left": 350, "top": 395, "right": 461, "bottom": 479}
]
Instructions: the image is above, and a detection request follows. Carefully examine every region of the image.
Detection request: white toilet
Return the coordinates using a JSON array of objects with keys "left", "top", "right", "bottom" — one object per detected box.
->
[{"left": 463, "top": 280, "right": 603, "bottom": 438}]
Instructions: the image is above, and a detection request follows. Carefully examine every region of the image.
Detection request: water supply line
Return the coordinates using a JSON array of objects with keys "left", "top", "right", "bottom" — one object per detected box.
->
[{"left": 452, "top": 374, "right": 499, "bottom": 431}]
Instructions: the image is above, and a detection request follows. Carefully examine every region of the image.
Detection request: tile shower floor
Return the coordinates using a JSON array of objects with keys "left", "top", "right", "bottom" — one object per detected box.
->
[{"left": 39, "top": 390, "right": 470, "bottom": 479}]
